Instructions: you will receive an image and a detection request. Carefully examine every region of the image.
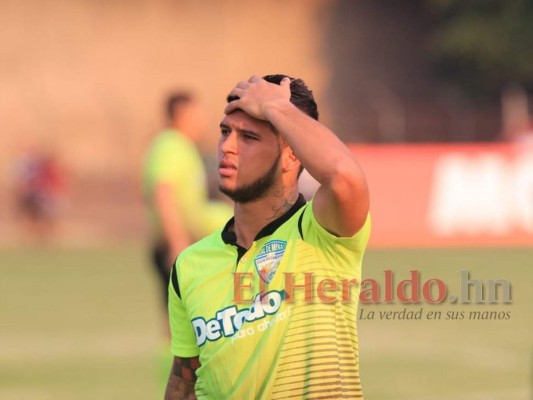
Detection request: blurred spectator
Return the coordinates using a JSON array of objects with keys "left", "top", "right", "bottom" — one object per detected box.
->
[
  {"left": 11, "top": 143, "right": 66, "bottom": 243},
  {"left": 501, "top": 85, "right": 533, "bottom": 144},
  {"left": 504, "top": 119, "right": 533, "bottom": 144}
]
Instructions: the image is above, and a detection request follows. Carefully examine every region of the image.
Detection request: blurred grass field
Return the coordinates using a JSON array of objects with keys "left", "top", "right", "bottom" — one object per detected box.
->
[{"left": 0, "top": 245, "right": 531, "bottom": 399}]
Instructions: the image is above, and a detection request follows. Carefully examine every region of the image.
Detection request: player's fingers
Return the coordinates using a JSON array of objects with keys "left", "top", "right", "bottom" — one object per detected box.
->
[
  {"left": 280, "top": 77, "right": 291, "bottom": 88},
  {"left": 248, "top": 75, "right": 261, "bottom": 83},
  {"left": 224, "top": 100, "right": 240, "bottom": 115},
  {"left": 236, "top": 81, "right": 249, "bottom": 89},
  {"left": 227, "top": 87, "right": 245, "bottom": 99}
]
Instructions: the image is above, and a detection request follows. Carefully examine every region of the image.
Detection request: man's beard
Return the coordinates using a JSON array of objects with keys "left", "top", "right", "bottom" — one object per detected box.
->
[{"left": 219, "top": 153, "right": 281, "bottom": 204}]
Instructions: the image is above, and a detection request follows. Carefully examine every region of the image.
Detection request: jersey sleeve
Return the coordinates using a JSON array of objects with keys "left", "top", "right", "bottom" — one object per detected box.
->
[
  {"left": 168, "top": 264, "right": 201, "bottom": 357},
  {"left": 299, "top": 198, "right": 371, "bottom": 265}
]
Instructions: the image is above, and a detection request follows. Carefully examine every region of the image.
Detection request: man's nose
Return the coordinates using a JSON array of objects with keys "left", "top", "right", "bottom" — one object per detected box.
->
[{"left": 220, "top": 131, "right": 238, "bottom": 154}]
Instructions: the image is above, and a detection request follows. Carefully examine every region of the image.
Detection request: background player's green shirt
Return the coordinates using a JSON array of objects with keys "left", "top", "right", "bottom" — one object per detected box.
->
[
  {"left": 142, "top": 128, "right": 231, "bottom": 240},
  {"left": 169, "top": 195, "right": 371, "bottom": 399}
]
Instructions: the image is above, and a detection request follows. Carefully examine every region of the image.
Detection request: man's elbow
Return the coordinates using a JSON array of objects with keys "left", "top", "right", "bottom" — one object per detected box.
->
[{"left": 329, "top": 160, "right": 368, "bottom": 203}]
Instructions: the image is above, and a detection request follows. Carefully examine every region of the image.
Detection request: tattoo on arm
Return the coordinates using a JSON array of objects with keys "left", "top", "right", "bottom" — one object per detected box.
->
[{"left": 165, "top": 356, "right": 200, "bottom": 400}]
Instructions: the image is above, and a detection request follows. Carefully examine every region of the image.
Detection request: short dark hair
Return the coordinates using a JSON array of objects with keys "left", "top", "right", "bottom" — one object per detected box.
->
[
  {"left": 263, "top": 74, "right": 319, "bottom": 121},
  {"left": 166, "top": 92, "right": 193, "bottom": 121},
  {"left": 226, "top": 74, "right": 319, "bottom": 121}
]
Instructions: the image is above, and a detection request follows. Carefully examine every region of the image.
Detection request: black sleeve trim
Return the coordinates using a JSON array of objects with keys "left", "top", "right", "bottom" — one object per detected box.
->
[
  {"left": 298, "top": 205, "right": 307, "bottom": 240},
  {"left": 171, "top": 264, "right": 181, "bottom": 299}
]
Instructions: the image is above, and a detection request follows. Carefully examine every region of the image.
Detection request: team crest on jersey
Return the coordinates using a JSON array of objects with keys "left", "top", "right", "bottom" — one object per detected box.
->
[{"left": 254, "top": 240, "right": 287, "bottom": 283}]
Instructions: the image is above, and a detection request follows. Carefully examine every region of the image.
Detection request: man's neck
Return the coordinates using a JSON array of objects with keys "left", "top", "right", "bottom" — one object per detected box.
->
[{"left": 232, "top": 183, "right": 299, "bottom": 249}]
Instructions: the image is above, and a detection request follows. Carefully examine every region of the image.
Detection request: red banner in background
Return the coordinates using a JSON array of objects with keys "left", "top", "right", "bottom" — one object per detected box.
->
[{"left": 348, "top": 143, "right": 533, "bottom": 248}]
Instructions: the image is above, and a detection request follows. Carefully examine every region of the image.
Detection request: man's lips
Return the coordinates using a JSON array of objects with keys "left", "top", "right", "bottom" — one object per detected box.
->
[{"left": 219, "top": 160, "right": 237, "bottom": 176}]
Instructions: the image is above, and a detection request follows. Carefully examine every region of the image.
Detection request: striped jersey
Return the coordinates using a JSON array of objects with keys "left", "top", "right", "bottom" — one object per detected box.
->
[{"left": 169, "top": 194, "right": 371, "bottom": 399}]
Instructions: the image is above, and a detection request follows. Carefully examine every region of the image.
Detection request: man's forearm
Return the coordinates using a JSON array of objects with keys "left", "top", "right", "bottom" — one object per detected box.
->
[
  {"left": 164, "top": 375, "right": 196, "bottom": 400},
  {"left": 165, "top": 356, "right": 199, "bottom": 400},
  {"left": 264, "top": 100, "right": 364, "bottom": 187}
]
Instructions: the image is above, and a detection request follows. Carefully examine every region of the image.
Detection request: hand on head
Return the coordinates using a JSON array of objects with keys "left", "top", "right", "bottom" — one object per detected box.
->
[{"left": 224, "top": 75, "right": 291, "bottom": 120}]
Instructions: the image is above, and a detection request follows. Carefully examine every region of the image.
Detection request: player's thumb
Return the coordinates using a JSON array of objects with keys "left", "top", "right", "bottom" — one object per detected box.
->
[{"left": 281, "top": 77, "right": 291, "bottom": 88}]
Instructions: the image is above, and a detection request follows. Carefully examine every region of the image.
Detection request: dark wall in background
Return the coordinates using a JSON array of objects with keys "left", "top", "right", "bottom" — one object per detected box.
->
[{"left": 323, "top": 0, "right": 501, "bottom": 143}]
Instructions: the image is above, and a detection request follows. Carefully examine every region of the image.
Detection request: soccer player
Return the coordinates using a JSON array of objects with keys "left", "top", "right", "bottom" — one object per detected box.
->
[
  {"left": 144, "top": 93, "right": 232, "bottom": 313},
  {"left": 166, "top": 75, "right": 371, "bottom": 399}
]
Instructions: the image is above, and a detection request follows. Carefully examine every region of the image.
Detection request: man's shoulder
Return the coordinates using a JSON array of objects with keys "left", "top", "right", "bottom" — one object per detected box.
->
[
  {"left": 151, "top": 129, "right": 182, "bottom": 149},
  {"left": 144, "top": 129, "right": 180, "bottom": 163},
  {"left": 174, "top": 229, "right": 231, "bottom": 284},
  {"left": 179, "top": 229, "right": 226, "bottom": 260},
  {"left": 299, "top": 199, "right": 371, "bottom": 251}
]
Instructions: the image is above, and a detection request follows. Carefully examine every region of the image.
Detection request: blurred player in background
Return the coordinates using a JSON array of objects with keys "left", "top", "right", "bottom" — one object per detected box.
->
[
  {"left": 12, "top": 141, "right": 66, "bottom": 243},
  {"left": 142, "top": 92, "right": 232, "bottom": 390},
  {"left": 165, "top": 75, "right": 370, "bottom": 399},
  {"left": 144, "top": 92, "right": 232, "bottom": 313}
]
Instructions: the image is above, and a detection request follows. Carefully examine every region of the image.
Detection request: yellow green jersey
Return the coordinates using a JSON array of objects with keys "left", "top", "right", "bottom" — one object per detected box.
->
[
  {"left": 169, "top": 195, "right": 371, "bottom": 399},
  {"left": 142, "top": 128, "right": 231, "bottom": 240}
]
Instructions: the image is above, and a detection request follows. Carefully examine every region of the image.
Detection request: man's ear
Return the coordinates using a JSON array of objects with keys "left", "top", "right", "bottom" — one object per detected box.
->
[{"left": 281, "top": 146, "right": 300, "bottom": 173}]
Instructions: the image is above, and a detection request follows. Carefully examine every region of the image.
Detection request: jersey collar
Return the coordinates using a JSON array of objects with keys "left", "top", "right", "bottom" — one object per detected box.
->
[{"left": 221, "top": 194, "right": 307, "bottom": 247}]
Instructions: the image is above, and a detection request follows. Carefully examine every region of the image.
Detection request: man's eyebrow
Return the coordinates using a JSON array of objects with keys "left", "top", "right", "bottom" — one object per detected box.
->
[
  {"left": 219, "top": 123, "right": 260, "bottom": 136},
  {"left": 241, "top": 128, "right": 260, "bottom": 136}
]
